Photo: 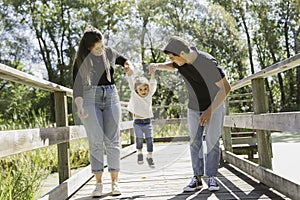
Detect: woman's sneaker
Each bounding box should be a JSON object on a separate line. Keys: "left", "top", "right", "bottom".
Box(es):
{"left": 111, "top": 182, "right": 121, "bottom": 196}
{"left": 92, "top": 183, "right": 103, "bottom": 197}
{"left": 183, "top": 176, "right": 203, "bottom": 192}
{"left": 208, "top": 176, "right": 220, "bottom": 191}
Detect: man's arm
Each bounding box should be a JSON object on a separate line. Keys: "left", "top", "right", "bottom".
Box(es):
{"left": 211, "top": 77, "right": 231, "bottom": 112}
{"left": 149, "top": 62, "right": 178, "bottom": 73}
{"left": 200, "top": 77, "right": 231, "bottom": 126}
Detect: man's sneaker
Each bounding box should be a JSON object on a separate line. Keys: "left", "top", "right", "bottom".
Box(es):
{"left": 146, "top": 157, "right": 155, "bottom": 168}
{"left": 183, "top": 176, "right": 203, "bottom": 192}
{"left": 111, "top": 182, "right": 121, "bottom": 196}
{"left": 137, "top": 154, "right": 143, "bottom": 164}
{"left": 208, "top": 176, "right": 220, "bottom": 191}
{"left": 92, "top": 183, "right": 103, "bottom": 197}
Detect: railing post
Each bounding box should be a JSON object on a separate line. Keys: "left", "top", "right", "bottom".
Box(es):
{"left": 54, "top": 91, "right": 70, "bottom": 183}
{"left": 130, "top": 128, "right": 135, "bottom": 145}
{"left": 222, "top": 99, "right": 233, "bottom": 152}
{"left": 252, "top": 78, "right": 272, "bottom": 169}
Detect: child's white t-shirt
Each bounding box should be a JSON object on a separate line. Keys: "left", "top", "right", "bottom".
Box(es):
{"left": 127, "top": 75, "right": 157, "bottom": 119}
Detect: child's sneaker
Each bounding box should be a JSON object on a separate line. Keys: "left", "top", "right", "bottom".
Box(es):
{"left": 146, "top": 157, "right": 155, "bottom": 168}
{"left": 208, "top": 176, "right": 220, "bottom": 191}
{"left": 92, "top": 183, "right": 103, "bottom": 197}
{"left": 183, "top": 176, "right": 203, "bottom": 192}
{"left": 137, "top": 153, "right": 143, "bottom": 164}
{"left": 111, "top": 182, "right": 121, "bottom": 196}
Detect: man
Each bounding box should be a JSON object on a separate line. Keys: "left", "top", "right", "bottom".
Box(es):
{"left": 149, "top": 36, "right": 231, "bottom": 192}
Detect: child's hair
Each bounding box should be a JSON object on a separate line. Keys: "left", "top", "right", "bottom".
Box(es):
{"left": 134, "top": 76, "right": 149, "bottom": 90}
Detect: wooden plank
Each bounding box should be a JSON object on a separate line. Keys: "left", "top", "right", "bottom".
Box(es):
{"left": 39, "top": 165, "right": 93, "bottom": 200}
{"left": 0, "top": 120, "right": 134, "bottom": 158}
{"left": 252, "top": 78, "right": 272, "bottom": 169}
{"left": 231, "top": 53, "right": 300, "bottom": 90}
{"left": 228, "top": 99, "right": 253, "bottom": 103}
{"left": 120, "top": 121, "right": 133, "bottom": 130}
{"left": 231, "top": 132, "right": 256, "bottom": 137}
{"left": 54, "top": 91, "right": 70, "bottom": 183}
{"left": 222, "top": 100, "right": 233, "bottom": 152}
{"left": 39, "top": 144, "right": 136, "bottom": 200}
{"left": 224, "top": 112, "right": 300, "bottom": 132}
{"left": 231, "top": 137, "right": 256, "bottom": 145}
{"left": 153, "top": 136, "right": 189, "bottom": 142}
{"left": 0, "top": 118, "right": 187, "bottom": 158}
{"left": 224, "top": 114, "right": 254, "bottom": 129}
{"left": 222, "top": 150, "right": 299, "bottom": 200}
{"left": 253, "top": 112, "right": 300, "bottom": 132}
{"left": 0, "top": 127, "right": 65, "bottom": 158}
{"left": 69, "top": 143, "right": 289, "bottom": 200}
{"left": 152, "top": 118, "right": 187, "bottom": 125}
{"left": 228, "top": 93, "right": 252, "bottom": 98}
{"left": 0, "top": 126, "right": 87, "bottom": 158}
{"left": 0, "top": 63, "right": 73, "bottom": 96}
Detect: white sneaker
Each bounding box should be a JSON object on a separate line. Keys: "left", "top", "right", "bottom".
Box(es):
{"left": 92, "top": 183, "right": 103, "bottom": 197}
{"left": 208, "top": 176, "right": 220, "bottom": 191}
{"left": 111, "top": 182, "right": 121, "bottom": 196}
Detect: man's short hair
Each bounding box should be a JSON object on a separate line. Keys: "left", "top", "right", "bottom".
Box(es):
{"left": 163, "top": 36, "right": 190, "bottom": 56}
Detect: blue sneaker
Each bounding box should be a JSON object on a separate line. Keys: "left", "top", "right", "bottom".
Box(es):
{"left": 183, "top": 176, "right": 203, "bottom": 192}
{"left": 208, "top": 176, "right": 220, "bottom": 191}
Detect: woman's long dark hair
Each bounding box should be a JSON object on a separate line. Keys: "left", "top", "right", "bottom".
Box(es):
{"left": 73, "top": 27, "right": 103, "bottom": 71}
{"left": 73, "top": 27, "right": 104, "bottom": 85}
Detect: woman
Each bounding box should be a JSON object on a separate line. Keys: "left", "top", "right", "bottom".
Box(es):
{"left": 72, "top": 27, "right": 132, "bottom": 197}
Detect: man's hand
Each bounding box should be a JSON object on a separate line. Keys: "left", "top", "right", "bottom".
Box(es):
{"left": 199, "top": 107, "right": 212, "bottom": 126}
{"left": 149, "top": 63, "right": 157, "bottom": 74}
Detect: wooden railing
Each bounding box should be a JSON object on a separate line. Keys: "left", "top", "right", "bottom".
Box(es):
{"left": 221, "top": 53, "right": 300, "bottom": 199}
{"left": 0, "top": 64, "right": 187, "bottom": 199}
{"left": 1, "top": 53, "right": 300, "bottom": 199}
{"left": 0, "top": 64, "right": 73, "bottom": 184}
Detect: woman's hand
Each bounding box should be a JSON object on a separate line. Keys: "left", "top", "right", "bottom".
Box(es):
{"left": 77, "top": 106, "right": 88, "bottom": 119}
{"left": 124, "top": 60, "right": 134, "bottom": 76}
{"left": 75, "top": 97, "right": 88, "bottom": 119}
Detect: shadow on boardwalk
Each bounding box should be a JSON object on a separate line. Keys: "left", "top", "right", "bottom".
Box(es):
{"left": 168, "top": 161, "right": 288, "bottom": 200}
{"left": 70, "top": 142, "right": 290, "bottom": 200}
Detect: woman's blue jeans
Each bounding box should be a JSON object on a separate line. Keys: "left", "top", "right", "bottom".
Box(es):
{"left": 133, "top": 118, "right": 153, "bottom": 152}
{"left": 82, "top": 85, "right": 121, "bottom": 173}
{"left": 188, "top": 104, "right": 225, "bottom": 177}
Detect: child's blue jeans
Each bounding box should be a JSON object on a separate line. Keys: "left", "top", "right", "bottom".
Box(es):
{"left": 133, "top": 118, "right": 153, "bottom": 152}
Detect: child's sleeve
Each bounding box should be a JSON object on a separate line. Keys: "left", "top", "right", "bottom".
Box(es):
{"left": 149, "top": 78, "right": 157, "bottom": 96}
{"left": 126, "top": 74, "right": 135, "bottom": 92}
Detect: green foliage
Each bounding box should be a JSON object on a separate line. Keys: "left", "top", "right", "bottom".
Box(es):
{"left": 69, "top": 139, "right": 90, "bottom": 169}
{"left": 0, "top": 138, "right": 90, "bottom": 199}
{"left": 0, "top": 150, "right": 50, "bottom": 200}
{"left": 0, "top": 82, "right": 51, "bottom": 130}
{"left": 1, "top": 0, "right": 299, "bottom": 122}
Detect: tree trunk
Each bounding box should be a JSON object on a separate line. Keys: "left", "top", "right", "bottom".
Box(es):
{"left": 277, "top": 73, "right": 286, "bottom": 109}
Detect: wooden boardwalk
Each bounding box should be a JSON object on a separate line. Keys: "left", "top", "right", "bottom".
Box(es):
{"left": 69, "top": 142, "right": 290, "bottom": 200}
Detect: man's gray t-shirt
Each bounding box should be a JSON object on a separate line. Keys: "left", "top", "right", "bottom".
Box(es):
{"left": 173, "top": 47, "right": 225, "bottom": 111}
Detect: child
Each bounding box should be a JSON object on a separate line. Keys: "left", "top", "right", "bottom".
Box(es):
{"left": 126, "top": 67, "right": 157, "bottom": 168}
